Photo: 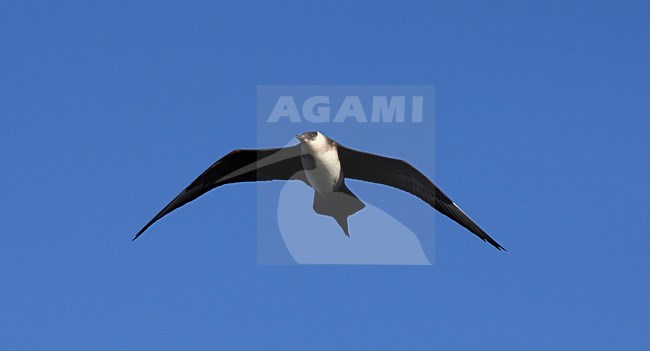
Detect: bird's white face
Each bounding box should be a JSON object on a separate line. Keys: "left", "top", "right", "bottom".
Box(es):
{"left": 297, "top": 131, "right": 329, "bottom": 153}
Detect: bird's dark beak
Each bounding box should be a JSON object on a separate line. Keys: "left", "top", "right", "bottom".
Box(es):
{"left": 296, "top": 134, "right": 305, "bottom": 142}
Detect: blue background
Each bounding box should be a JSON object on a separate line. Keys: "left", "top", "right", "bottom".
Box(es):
{"left": 2, "top": 1, "right": 649, "bottom": 349}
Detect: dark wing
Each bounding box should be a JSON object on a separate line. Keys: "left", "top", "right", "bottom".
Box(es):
{"left": 337, "top": 144, "right": 504, "bottom": 250}
{"left": 133, "top": 145, "right": 306, "bottom": 240}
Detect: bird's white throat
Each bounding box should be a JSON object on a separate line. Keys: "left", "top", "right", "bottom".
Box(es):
{"left": 301, "top": 132, "right": 341, "bottom": 193}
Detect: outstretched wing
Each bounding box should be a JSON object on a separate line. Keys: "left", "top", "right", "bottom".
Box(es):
{"left": 336, "top": 144, "right": 504, "bottom": 250}
{"left": 134, "top": 145, "right": 306, "bottom": 240}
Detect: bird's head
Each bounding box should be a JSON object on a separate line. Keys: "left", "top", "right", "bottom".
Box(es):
{"left": 296, "top": 131, "right": 329, "bottom": 152}
{"left": 296, "top": 131, "right": 318, "bottom": 143}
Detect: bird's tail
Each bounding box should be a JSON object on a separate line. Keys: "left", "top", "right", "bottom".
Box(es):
{"left": 312, "top": 183, "right": 365, "bottom": 236}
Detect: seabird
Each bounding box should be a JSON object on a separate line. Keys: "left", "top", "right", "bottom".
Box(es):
{"left": 134, "top": 131, "right": 505, "bottom": 250}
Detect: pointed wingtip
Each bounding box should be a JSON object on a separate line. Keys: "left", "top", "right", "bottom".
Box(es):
{"left": 488, "top": 239, "right": 506, "bottom": 252}
{"left": 478, "top": 234, "right": 506, "bottom": 251}
{"left": 132, "top": 226, "right": 150, "bottom": 241}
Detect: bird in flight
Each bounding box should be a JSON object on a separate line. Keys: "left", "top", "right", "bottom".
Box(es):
{"left": 134, "top": 131, "right": 505, "bottom": 250}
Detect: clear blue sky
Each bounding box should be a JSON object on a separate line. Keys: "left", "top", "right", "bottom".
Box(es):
{"left": 2, "top": 1, "right": 649, "bottom": 349}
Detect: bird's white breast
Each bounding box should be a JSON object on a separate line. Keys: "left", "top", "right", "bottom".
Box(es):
{"left": 302, "top": 136, "right": 341, "bottom": 194}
